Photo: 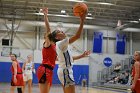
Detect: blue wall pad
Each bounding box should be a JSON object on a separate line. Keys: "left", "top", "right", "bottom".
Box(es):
{"left": 116, "top": 33, "right": 126, "bottom": 54}
{"left": 0, "top": 62, "right": 89, "bottom": 85}
{"left": 93, "top": 32, "right": 103, "bottom": 53}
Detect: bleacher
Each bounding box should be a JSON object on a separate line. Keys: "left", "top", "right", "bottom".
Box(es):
{"left": 96, "top": 57, "right": 133, "bottom": 90}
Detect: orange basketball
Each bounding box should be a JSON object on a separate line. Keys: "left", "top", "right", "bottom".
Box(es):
{"left": 73, "top": 2, "right": 88, "bottom": 17}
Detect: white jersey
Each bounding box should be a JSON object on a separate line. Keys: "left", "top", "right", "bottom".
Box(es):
{"left": 24, "top": 62, "right": 33, "bottom": 74}
{"left": 56, "top": 37, "right": 74, "bottom": 68}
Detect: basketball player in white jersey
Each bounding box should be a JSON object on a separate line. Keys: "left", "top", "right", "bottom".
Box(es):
{"left": 54, "top": 10, "right": 88, "bottom": 93}
{"left": 22, "top": 55, "right": 35, "bottom": 93}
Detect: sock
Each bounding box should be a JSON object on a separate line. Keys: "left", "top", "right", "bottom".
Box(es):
{"left": 17, "top": 88, "right": 22, "bottom": 93}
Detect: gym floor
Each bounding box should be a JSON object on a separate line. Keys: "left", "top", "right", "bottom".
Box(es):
{"left": 0, "top": 83, "right": 132, "bottom": 93}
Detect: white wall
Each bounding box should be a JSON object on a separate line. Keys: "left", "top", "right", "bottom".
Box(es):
{"left": 0, "top": 46, "right": 89, "bottom": 65}
{"left": 0, "top": 23, "right": 140, "bottom": 85}
{"left": 0, "top": 32, "right": 36, "bottom": 49}
{"left": 0, "top": 48, "right": 33, "bottom": 62}
{"left": 132, "top": 33, "right": 140, "bottom": 53}
{"left": 0, "top": 28, "right": 87, "bottom": 64}
{"left": 1, "top": 26, "right": 140, "bottom": 64}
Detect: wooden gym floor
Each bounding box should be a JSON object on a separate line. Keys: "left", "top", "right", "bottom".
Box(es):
{"left": 0, "top": 83, "right": 132, "bottom": 93}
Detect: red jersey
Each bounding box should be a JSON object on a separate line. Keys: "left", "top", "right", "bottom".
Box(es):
{"left": 11, "top": 61, "right": 22, "bottom": 74}
{"left": 132, "top": 65, "right": 140, "bottom": 79}
{"left": 42, "top": 44, "right": 56, "bottom": 68}
{"left": 11, "top": 60, "right": 24, "bottom": 86}
{"left": 131, "top": 64, "right": 140, "bottom": 93}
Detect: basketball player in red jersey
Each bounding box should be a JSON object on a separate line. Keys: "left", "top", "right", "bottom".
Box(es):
{"left": 10, "top": 54, "right": 24, "bottom": 93}
{"left": 36, "top": 8, "right": 57, "bottom": 93}
{"left": 131, "top": 51, "right": 140, "bottom": 93}
{"left": 37, "top": 7, "right": 87, "bottom": 93}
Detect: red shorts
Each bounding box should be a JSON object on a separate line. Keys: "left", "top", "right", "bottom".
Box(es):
{"left": 134, "top": 79, "right": 140, "bottom": 93}
{"left": 37, "top": 64, "right": 53, "bottom": 86}
{"left": 11, "top": 74, "right": 24, "bottom": 86}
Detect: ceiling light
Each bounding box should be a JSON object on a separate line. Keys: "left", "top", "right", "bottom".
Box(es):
{"left": 129, "top": 21, "right": 139, "bottom": 23}
{"left": 86, "top": 17, "right": 94, "bottom": 19}
{"left": 88, "top": 13, "right": 92, "bottom": 16}
{"left": 98, "top": 2, "right": 114, "bottom": 5}
{"left": 61, "top": 10, "right": 66, "bottom": 14}
{"left": 33, "top": 13, "right": 70, "bottom": 17}
{"left": 57, "top": 0, "right": 114, "bottom": 5}
{"left": 52, "top": 14, "right": 69, "bottom": 17}
{"left": 33, "top": 13, "right": 94, "bottom": 19}
{"left": 65, "top": 0, "right": 85, "bottom": 2}
{"left": 34, "top": 13, "right": 44, "bottom": 15}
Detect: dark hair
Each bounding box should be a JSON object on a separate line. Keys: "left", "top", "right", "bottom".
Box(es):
{"left": 48, "top": 30, "right": 59, "bottom": 42}
{"left": 11, "top": 54, "right": 17, "bottom": 58}
{"left": 131, "top": 59, "right": 135, "bottom": 65}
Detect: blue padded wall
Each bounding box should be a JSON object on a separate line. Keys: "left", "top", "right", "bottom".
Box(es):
{"left": 93, "top": 32, "right": 103, "bottom": 53}
{"left": 0, "top": 62, "right": 12, "bottom": 82}
{"left": 116, "top": 33, "right": 126, "bottom": 54}
{"left": 0, "top": 62, "right": 89, "bottom": 85}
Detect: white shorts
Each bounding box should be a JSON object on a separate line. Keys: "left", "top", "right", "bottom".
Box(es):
{"left": 57, "top": 67, "right": 75, "bottom": 87}
{"left": 23, "top": 74, "right": 33, "bottom": 81}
